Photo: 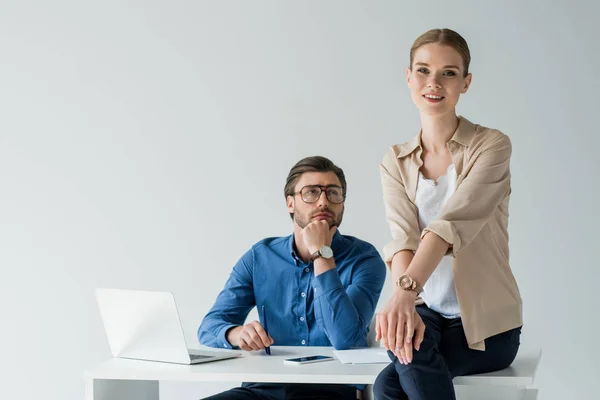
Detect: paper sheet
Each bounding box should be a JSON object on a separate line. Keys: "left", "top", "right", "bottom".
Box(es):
{"left": 333, "top": 348, "right": 391, "bottom": 364}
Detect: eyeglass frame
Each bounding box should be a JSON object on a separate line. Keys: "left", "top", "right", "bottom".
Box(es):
{"left": 293, "top": 185, "right": 346, "bottom": 204}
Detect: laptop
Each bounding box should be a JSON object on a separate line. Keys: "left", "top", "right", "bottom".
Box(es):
{"left": 95, "top": 288, "right": 241, "bottom": 365}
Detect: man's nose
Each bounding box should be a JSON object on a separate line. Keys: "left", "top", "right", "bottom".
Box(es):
{"left": 316, "top": 190, "right": 330, "bottom": 207}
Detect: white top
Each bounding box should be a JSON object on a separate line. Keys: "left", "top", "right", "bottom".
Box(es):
{"left": 416, "top": 163, "right": 461, "bottom": 318}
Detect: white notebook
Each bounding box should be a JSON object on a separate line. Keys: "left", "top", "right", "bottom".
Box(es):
{"left": 333, "top": 348, "right": 391, "bottom": 364}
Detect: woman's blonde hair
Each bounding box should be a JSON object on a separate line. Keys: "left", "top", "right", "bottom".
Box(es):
{"left": 410, "top": 29, "right": 471, "bottom": 77}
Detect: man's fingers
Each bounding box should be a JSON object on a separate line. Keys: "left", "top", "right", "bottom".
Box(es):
{"left": 251, "top": 321, "right": 271, "bottom": 347}
{"left": 329, "top": 225, "right": 338, "bottom": 239}
{"left": 248, "top": 330, "right": 265, "bottom": 350}
{"left": 241, "top": 333, "right": 257, "bottom": 350}
{"left": 243, "top": 329, "right": 262, "bottom": 350}
{"left": 238, "top": 337, "right": 253, "bottom": 351}
{"left": 258, "top": 331, "right": 271, "bottom": 348}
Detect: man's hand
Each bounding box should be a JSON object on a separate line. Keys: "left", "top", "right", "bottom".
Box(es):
{"left": 226, "top": 321, "right": 274, "bottom": 351}
{"left": 302, "top": 220, "right": 337, "bottom": 254}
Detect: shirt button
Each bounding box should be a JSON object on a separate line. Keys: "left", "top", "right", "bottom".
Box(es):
{"left": 313, "top": 288, "right": 317, "bottom": 292}
{"left": 304, "top": 267, "right": 310, "bottom": 273}
{"left": 301, "top": 340, "right": 306, "bottom": 345}
{"left": 301, "top": 292, "right": 306, "bottom": 297}
{"left": 300, "top": 316, "right": 305, "bottom": 321}
{"left": 223, "top": 344, "right": 227, "bottom": 348}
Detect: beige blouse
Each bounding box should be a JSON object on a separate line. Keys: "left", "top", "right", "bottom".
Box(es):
{"left": 380, "top": 116, "right": 523, "bottom": 350}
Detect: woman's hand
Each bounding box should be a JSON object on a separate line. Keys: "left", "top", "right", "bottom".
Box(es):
{"left": 376, "top": 289, "right": 425, "bottom": 364}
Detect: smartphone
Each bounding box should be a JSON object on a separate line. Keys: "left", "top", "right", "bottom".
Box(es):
{"left": 283, "top": 355, "right": 335, "bottom": 365}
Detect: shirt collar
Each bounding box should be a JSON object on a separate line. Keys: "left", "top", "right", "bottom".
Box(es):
{"left": 288, "top": 234, "right": 301, "bottom": 265}
{"left": 451, "top": 116, "right": 477, "bottom": 147}
{"left": 396, "top": 116, "right": 477, "bottom": 159}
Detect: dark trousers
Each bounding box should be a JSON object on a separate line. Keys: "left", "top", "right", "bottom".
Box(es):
{"left": 201, "top": 382, "right": 357, "bottom": 400}
{"left": 373, "top": 305, "right": 521, "bottom": 400}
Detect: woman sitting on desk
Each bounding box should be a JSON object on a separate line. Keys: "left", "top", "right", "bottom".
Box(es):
{"left": 375, "top": 28, "right": 523, "bottom": 400}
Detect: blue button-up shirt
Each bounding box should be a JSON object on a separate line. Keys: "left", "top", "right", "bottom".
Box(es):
{"left": 198, "top": 231, "right": 386, "bottom": 351}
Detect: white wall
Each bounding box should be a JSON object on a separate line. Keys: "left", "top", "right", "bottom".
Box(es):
{"left": 0, "top": 1, "right": 598, "bottom": 399}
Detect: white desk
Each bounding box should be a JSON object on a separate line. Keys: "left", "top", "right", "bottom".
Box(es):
{"left": 84, "top": 346, "right": 541, "bottom": 400}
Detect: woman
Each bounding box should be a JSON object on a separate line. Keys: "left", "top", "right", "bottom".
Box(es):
{"left": 374, "top": 28, "right": 523, "bottom": 399}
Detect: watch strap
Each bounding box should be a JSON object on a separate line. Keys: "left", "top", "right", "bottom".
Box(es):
{"left": 310, "top": 249, "right": 322, "bottom": 261}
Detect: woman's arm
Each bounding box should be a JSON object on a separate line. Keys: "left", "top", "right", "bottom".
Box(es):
{"left": 390, "top": 250, "right": 414, "bottom": 286}
{"left": 379, "top": 149, "right": 421, "bottom": 265}
{"left": 404, "top": 232, "right": 449, "bottom": 290}
{"left": 378, "top": 149, "right": 424, "bottom": 363}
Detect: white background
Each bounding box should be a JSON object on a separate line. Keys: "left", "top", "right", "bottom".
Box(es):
{"left": 0, "top": 1, "right": 598, "bottom": 399}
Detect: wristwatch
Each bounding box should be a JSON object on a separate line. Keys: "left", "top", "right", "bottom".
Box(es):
{"left": 396, "top": 274, "right": 423, "bottom": 294}
{"left": 310, "top": 245, "right": 334, "bottom": 261}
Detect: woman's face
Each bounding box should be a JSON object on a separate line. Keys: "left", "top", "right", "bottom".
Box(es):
{"left": 406, "top": 43, "right": 472, "bottom": 117}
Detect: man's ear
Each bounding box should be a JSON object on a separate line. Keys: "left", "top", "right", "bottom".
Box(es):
{"left": 286, "top": 195, "right": 294, "bottom": 214}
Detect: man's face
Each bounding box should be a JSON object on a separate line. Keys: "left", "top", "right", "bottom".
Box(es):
{"left": 286, "top": 171, "right": 345, "bottom": 229}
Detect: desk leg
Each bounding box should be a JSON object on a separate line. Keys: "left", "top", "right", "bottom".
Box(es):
{"left": 362, "top": 385, "right": 373, "bottom": 400}
{"left": 85, "top": 378, "right": 159, "bottom": 400}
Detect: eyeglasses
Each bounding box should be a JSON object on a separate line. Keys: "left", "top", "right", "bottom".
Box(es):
{"left": 294, "top": 185, "right": 345, "bottom": 204}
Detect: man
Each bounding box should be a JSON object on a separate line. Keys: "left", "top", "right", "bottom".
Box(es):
{"left": 198, "top": 156, "right": 386, "bottom": 400}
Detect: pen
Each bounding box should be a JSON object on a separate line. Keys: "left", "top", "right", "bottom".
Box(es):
{"left": 261, "top": 304, "right": 271, "bottom": 355}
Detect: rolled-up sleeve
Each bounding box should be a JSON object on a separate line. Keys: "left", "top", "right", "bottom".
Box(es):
{"left": 380, "top": 149, "right": 420, "bottom": 266}
{"left": 422, "top": 134, "right": 512, "bottom": 257}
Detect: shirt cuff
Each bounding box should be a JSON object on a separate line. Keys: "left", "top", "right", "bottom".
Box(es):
{"left": 383, "top": 238, "right": 418, "bottom": 267}
{"left": 313, "top": 269, "right": 343, "bottom": 298}
{"left": 421, "top": 220, "right": 461, "bottom": 257}
{"left": 217, "top": 324, "right": 239, "bottom": 349}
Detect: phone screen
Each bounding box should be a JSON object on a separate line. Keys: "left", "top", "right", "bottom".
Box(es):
{"left": 286, "top": 355, "right": 333, "bottom": 362}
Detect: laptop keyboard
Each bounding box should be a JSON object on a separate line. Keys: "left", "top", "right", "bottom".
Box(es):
{"left": 189, "top": 354, "right": 212, "bottom": 360}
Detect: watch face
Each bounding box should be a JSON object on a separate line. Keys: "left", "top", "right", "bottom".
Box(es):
{"left": 320, "top": 245, "right": 334, "bottom": 259}
{"left": 399, "top": 275, "right": 412, "bottom": 290}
